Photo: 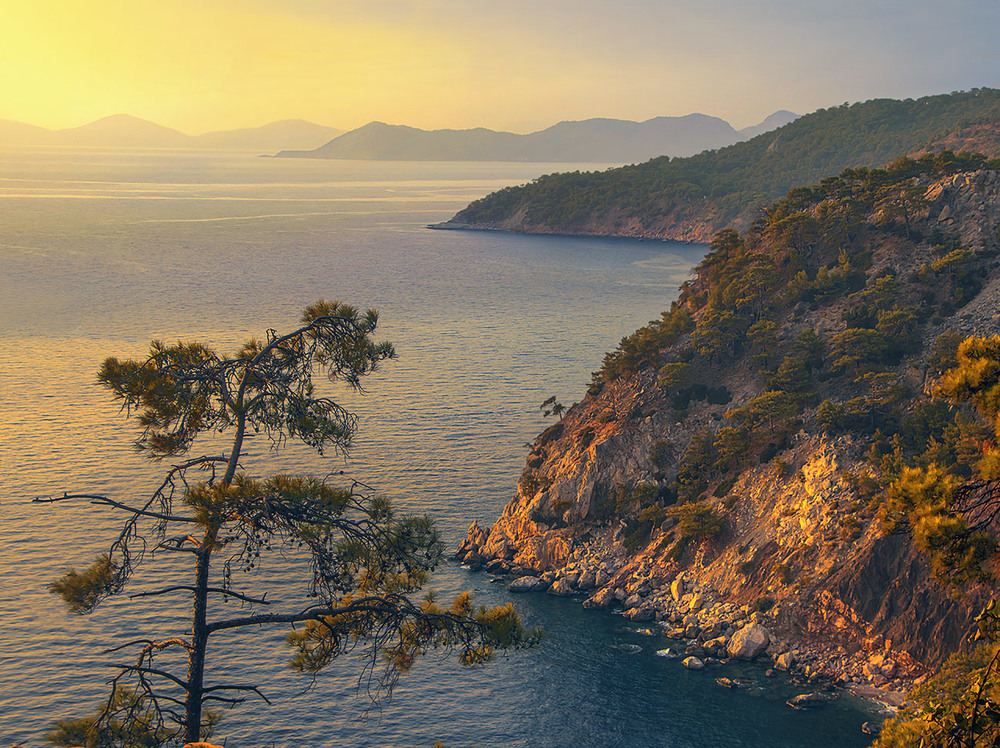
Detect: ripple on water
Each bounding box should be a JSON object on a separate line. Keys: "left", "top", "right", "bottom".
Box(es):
{"left": 0, "top": 152, "right": 878, "bottom": 747}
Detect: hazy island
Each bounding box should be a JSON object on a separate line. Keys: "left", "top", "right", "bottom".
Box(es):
{"left": 273, "top": 111, "right": 799, "bottom": 163}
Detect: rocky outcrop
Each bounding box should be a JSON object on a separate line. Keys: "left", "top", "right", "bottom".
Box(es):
{"left": 458, "top": 168, "right": 1000, "bottom": 696}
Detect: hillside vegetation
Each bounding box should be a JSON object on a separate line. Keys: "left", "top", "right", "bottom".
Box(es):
{"left": 448, "top": 89, "right": 1000, "bottom": 242}
{"left": 459, "top": 152, "right": 1000, "bottom": 736}
{"left": 592, "top": 150, "right": 1000, "bottom": 586}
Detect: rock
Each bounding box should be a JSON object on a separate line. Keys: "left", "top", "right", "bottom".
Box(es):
{"left": 547, "top": 578, "right": 575, "bottom": 596}
{"left": 507, "top": 575, "right": 548, "bottom": 593}
{"left": 715, "top": 677, "right": 747, "bottom": 689}
{"left": 684, "top": 623, "right": 702, "bottom": 639}
{"left": 624, "top": 593, "right": 643, "bottom": 609}
{"left": 861, "top": 721, "right": 881, "bottom": 737}
{"left": 775, "top": 651, "right": 795, "bottom": 671}
{"left": 671, "top": 577, "right": 684, "bottom": 602}
{"left": 682, "top": 656, "right": 705, "bottom": 670}
{"left": 689, "top": 593, "right": 706, "bottom": 611}
{"left": 484, "top": 558, "right": 510, "bottom": 574}
{"left": 701, "top": 621, "right": 724, "bottom": 640}
{"left": 727, "top": 624, "right": 771, "bottom": 660}
{"left": 625, "top": 606, "right": 656, "bottom": 622}
{"left": 595, "top": 569, "right": 610, "bottom": 587}
{"left": 684, "top": 642, "right": 705, "bottom": 657}
{"left": 582, "top": 587, "right": 616, "bottom": 609}
{"left": 577, "top": 571, "right": 596, "bottom": 590}
{"left": 787, "top": 692, "right": 827, "bottom": 709}
{"left": 656, "top": 648, "right": 678, "bottom": 658}
{"left": 454, "top": 520, "right": 490, "bottom": 559}
{"left": 703, "top": 636, "right": 728, "bottom": 656}
{"left": 882, "top": 691, "right": 907, "bottom": 708}
{"left": 463, "top": 551, "right": 485, "bottom": 570}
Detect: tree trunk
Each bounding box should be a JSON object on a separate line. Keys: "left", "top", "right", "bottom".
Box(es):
{"left": 184, "top": 533, "right": 215, "bottom": 743}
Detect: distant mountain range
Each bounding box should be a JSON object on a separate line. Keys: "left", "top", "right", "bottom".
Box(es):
{"left": 274, "top": 111, "right": 800, "bottom": 163}
{"left": 0, "top": 114, "right": 343, "bottom": 151}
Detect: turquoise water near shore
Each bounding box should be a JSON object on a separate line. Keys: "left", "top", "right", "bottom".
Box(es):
{"left": 0, "top": 149, "right": 881, "bottom": 746}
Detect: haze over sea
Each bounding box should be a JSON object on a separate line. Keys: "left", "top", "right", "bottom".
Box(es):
{"left": 0, "top": 149, "right": 877, "bottom": 747}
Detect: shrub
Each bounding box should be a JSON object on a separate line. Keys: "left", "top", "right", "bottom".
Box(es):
{"left": 667, "top": 501, "right": 726, "bottom": 542}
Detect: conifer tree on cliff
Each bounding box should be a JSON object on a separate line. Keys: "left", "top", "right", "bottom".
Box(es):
{"left": 43, "top": 301, "right": 537, "bottom": 747}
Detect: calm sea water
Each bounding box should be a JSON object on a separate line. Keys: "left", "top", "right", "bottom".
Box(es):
{"left": 0, "top": 148, "right": 880, "bottom": 747}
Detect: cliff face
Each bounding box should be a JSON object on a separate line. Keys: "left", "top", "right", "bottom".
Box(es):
{"left": 459, "top": 167, "right": 1000, "bottom": 692}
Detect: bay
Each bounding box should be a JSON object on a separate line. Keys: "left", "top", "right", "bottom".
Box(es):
{"left": 0, "top": 148, "right": 880, "bottom": 746}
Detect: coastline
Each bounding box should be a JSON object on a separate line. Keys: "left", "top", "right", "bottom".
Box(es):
{"left": 458, "top": 533, "right": 911, "bottom": 722}
{"left": 426, "top": 219, "right": 701, "bottom": 245}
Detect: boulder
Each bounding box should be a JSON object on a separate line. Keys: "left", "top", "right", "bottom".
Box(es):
{"left": 684, "top": 642, "right": 705, "bottom": 657}
{"left": 775, "top": 651, "right": 795, "bottom": 671}
{"left": 703, "top": 636, "right": 728, "bottom": 656}
{"left": 547, "top": 578, "right": 575, "bottom": 596}
{"left": 463, "top": 551, "right": 485, "bottom": 570}
{"left": 484, "top": 558, "right": 510, "bottom": 574}
{"left": 577, "top": 571, "right": 597, "bottom": 591}
{"left": 671, "top": 577, "right": 684, "bottom": 602}
{"left": 582, "top": 587, "right": 617, "bottom": 609}
{"left": 787, "top": 692, "right": 827, "bottom": 709}
{"left": 625, "top": 606, "right": 656, "bottom": 622}
{"left": 726, "top": 623, "right": 770, "bottom": 660}
{"left": 682, "top": 656, "right": 705, "bottom": 670}
{"left": 507, "top": 575, "right": 548, "bottom": 593}
{"left": 454, "top": 521, "right": 491, "bottom": 559}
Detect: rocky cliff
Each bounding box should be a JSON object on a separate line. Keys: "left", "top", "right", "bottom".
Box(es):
{"left": 458, "top": 163, "right": 1000, "bottom": 697}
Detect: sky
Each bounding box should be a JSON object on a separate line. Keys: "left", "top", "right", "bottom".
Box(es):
{"left": 4, "top": 0, "right": 1000, "bottom": 134}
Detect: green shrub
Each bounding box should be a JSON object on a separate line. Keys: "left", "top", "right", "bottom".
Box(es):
{"left": 667, "top": 501, "right": 726, "bottom": 542}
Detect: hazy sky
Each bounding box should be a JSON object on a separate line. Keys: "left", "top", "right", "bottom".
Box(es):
{"left": 4, "top": 0, "right": 1000, "bottom": 133}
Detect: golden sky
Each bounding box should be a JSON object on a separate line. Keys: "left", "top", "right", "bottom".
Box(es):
{"left": 4, "top": 0, "right": 1000, "bottom": 134}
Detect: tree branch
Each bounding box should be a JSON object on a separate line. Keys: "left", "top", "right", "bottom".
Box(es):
{"left": 201, "top": 683, "right": 273, "bottom": 705}
{"left": 33, "top": 493, "right": 199, "bottom": 524}
{"left": 206, "top": 598, "right": 393, "bottom": 634}
{"left": 131, "top": 585, "right": 270, "bottom": 606}
{"left": 107, "top": 663, "right": 189, "bottom": 691}
{"left": 104, "top": 637, "right": 192, "bottom": 655}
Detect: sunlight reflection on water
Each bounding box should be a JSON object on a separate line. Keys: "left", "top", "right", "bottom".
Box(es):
{"left": 0, "top": 150, "right": 878, "bottom": 747}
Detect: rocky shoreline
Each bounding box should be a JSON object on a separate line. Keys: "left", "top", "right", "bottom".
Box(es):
{"left": 456, "top": 523, "right": 919, "bottom": 715}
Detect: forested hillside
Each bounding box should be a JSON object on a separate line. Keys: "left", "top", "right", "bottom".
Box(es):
{"left": 459, "top": 151, "right": 1000, "bottom": 745}
{"left": 445, "top": 89, "right": 1000, "bottom": 242}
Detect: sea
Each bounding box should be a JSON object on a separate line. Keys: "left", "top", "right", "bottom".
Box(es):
{"left": 0, "top": 148, "right": 882, "bottom": 747}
